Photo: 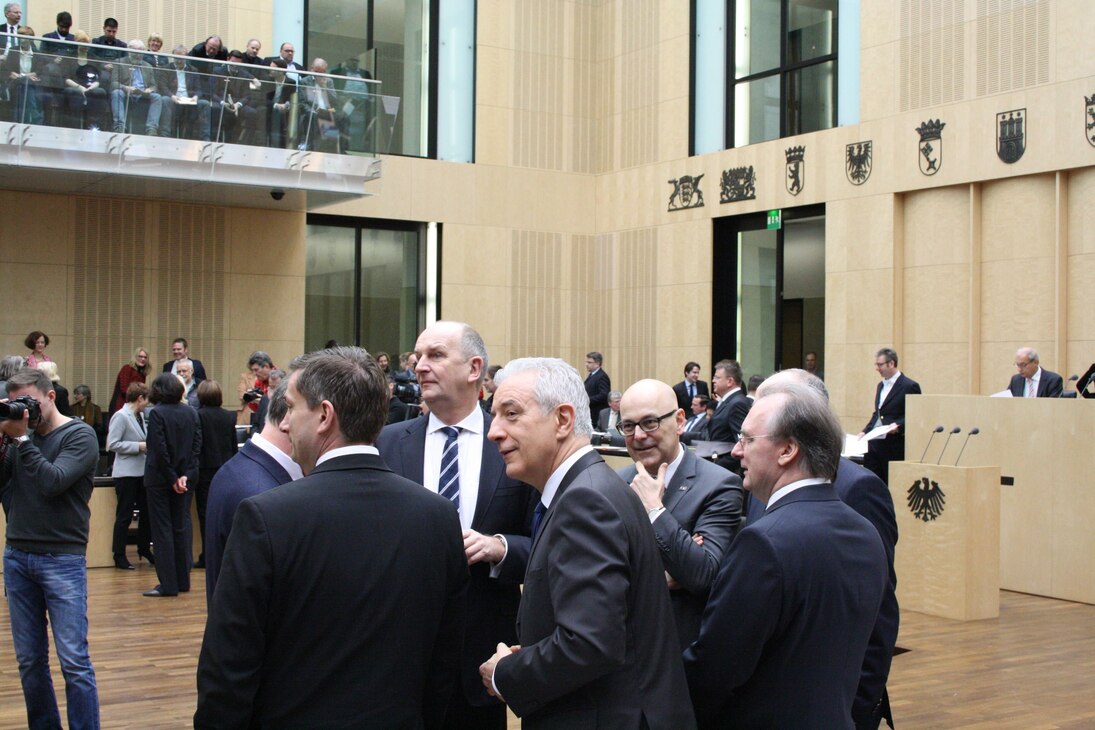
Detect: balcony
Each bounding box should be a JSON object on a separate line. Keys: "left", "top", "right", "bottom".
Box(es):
{"left": 0, "top": 35, "right": 397, "bottom": 209}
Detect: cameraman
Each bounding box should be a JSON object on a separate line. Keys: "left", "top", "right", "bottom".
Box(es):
{"left": 0, "top": 367, "right": 100, "bottom": 729}
{"left": 237, "top": 351, "right": 274, "bottom": 426}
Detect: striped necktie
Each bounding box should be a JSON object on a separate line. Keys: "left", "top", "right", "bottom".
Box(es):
{"left": 439, "top": 426, "right": 461, "bottom": 510}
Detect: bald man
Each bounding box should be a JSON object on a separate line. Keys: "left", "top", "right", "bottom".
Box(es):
{"left": 615, "top": 379, "right": 743, "bottom": 650}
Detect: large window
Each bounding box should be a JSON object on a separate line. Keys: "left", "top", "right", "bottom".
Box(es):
{"left": 693, "top": 0, "right": 839, "bottom": 153}
{"left": 304, "top": 217, "right": 426, "bottom": 355}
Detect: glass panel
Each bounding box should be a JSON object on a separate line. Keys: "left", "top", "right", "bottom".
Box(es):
{"left": 359, "top": 228, "right": 420, "bottom": 356}
{"left": 733, "top": 74, "right": 780, "bottom": 147}
{"left": 736, "top": 229, "right": 778, "bottom": 381}
{"left": 734, "top": 0, "right": 780, "bottom": 79}
{"left": 693, "top": 0, "right": 728, "bottom": 154}
{"left": 786, "top": 60, "right": 835, "bottom": 137}
{"left": 783, "top": 217, "right": 826, "bottom": 370}
{"left": 374, "top": 0, "right": 427, "bottom": 157}
{"left": 305, "top": 225, "right": 357, "bottom": 352}
{"left": 787, "top": 0, "right": 837, "bottom": 64}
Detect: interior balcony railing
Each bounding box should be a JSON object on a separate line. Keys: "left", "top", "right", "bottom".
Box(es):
{"left": 0, "top": 33, "right": 397, "bottom": 206}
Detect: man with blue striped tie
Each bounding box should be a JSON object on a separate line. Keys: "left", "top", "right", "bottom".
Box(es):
{"left": 376, "top": 321, "right": 537, "bottom": 730}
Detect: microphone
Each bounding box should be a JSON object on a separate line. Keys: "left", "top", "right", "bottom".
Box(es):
{"left": 1061, "top": 374, "right": 1080, "bottom": 398}
{"left": 936, "top": 426, "right": 961, "bottom": 465}
{"left": 919, "top": 425, "right": 945, "bottom": 463}
{"left": 955, "top": 427, "right": 980, "bottom": 466}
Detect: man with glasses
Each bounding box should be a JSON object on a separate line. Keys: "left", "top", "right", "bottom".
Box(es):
{"left": 684, "top": 379, "right": 887, "bottom": 729}
{"left": 615, "top": 379, "right": 743, "bottom": 650}
{"left": 1007, "top": 347, "right": 1062, "bottom": 398}
{"left": 857, "top": 347, "right": 921, "bottom": 484}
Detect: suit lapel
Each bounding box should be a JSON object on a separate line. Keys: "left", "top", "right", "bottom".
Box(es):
{"left": 531, "top": 449, "right": 604, "bottom": 556}
{"left": 400, "top": 417, "right": 428, "bottom": 484}
{"left": 470, "top": 413, "right": 502, "bottom": 529}
{"left": 663, "top": 450, "right": 695, "bottom": 512}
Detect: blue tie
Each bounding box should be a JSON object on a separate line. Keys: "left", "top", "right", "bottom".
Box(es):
{"left": 531, "top": 500, "right": 546, "bottom": 540}
{"left": 438, "top": 426, "right": 461, "bottom": 510}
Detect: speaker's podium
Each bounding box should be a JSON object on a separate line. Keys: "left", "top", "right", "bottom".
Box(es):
{"left": 889, "top": 461, "right": 1000, "bottom": 620}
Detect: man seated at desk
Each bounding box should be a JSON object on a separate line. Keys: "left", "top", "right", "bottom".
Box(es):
{"left": 1008, "top": 347, "right": 1063, "bottom": 398}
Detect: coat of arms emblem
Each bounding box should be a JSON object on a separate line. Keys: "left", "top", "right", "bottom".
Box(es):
{"left": 667, "top": 174, "right": 705, "bottom": 212}
{"left": 846, "top": 141, "right": 872, "bottom": 185}
{"left": 916, "top": 119, "right": 944, "bottom": 176}
{"left": 1085, "top": 95, "right": 1095, "bottom": 148}
{"left": 785, "top": 146, "right": 804, "bottom": 195}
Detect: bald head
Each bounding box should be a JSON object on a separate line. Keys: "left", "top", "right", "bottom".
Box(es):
{"left": 620, "top": 379, "right": 685, "bottom": 475}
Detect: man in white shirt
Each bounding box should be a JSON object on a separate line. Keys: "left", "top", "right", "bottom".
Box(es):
{"left": 857, "top": 347, "right": 921, "bottom": 484}
{"left": 1007, "top": 347, "right": 1063, "bottom": 398}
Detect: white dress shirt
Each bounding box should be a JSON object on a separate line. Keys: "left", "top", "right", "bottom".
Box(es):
{"left": 250, "top": 432, "right": 304, "bottom": 481}
{"left": 423, "top": 406, "right": 484, "bottom": 531}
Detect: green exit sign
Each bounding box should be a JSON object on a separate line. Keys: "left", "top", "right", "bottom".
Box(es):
{"left": 767, "top": 209, "right": 782, "bottom": 230}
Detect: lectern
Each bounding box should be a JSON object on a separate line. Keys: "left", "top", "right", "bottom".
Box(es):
{"left": 889, "top": 461, "right": 1000, "bottom": 620}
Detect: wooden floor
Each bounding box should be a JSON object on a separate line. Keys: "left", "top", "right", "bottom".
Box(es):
{"left": 2, "top": 555, "right": 1095, "bottom": 729}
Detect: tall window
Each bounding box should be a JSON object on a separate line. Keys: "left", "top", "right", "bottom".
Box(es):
{"left": 693, "top": 0, "right": 839, "bottom": 152}
{"left": 304, "top": 217, "right": 426, "bottom": 354}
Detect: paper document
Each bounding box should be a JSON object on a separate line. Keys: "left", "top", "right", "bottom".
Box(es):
{"left": 990, "top": 389, "right": 1013, "bottom": 398}
{"left": 843, "top": 435, "right": 869, "bottom": 458}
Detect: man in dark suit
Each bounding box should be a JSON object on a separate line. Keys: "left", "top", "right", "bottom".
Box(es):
{"left": 859, "top": 347, "right": 921, "bottom": 485}
{"left": 673, "top": 361, "right": 710, "bottom": 411}
{"left": 596, "top": 390, "right": 622, "bottom": 432}
{"left": 263, "top": 42, "right": 304, "bottom": 147}
{"left": 707, "top": 359, "right": 751, "bottom": 472}
{"left": 196, "top": 347, "right": 468, "bottom": 728}
{"left": 684, "top": 380, "right": 887, "bottom": 729}
{"left": 38, "top": 11, "right": 75, "bottom": 122}
{"left": 583, "top": 351, "right": 611, "bottom": 423}
{"left": 479, "top": 358, "right": 695, "bottom": 729}
{"left": 162, "top": 337, "right": 207, "bottom": 381}
{"left": 616, "top": 379, "right": 743, "bottom": 650}
{"left": 203, "top": 380, "right": 301, "bottom": 604}
{"left": 1008, "top": 346, "right": 1064, "bottom": 398}
{"left": 376, "top": 321, "right": 535, "bottom": 730}
{"left": 746, "top": 369, "right": 900, "bottom": 730}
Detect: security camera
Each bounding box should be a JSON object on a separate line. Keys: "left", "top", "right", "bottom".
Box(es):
{"left": 270, "top": 189, "right": 285, "bottom": 201}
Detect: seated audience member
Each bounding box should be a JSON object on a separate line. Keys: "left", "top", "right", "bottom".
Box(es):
{"left": 187, "top": 35, "right": 226, "bottom": 67}
{"left": 71, "top": 384, "right": 105, "bottom": 447}
{"left": 263, "top": 42, "right": 302, "bottom": 147}
{"left": 0, "top": 354, "right": 26, "bottom": 399}
{"left": 240, "top": 38, "right": 264, "bottom": 68}
{"left": 299, "top": 58, "right": 348, "bottom": 152}
{"left": 1009, "top": 347, "right": 1064, "bottom": 398}
{"left": 596, "top": 390, "right": 623, "bottom": 432}
{"left": 212, "top": 50, "right": 262, "bottom": 144}
{"left": 3, "top": 28, "right": 44, "bottom": 124}
{"left": 38, "top": 11, "right": 76, "bottom": 123}
{"left": 63, "top": 31, "right": 111, "bottom": 130}
{"left": 158, "top": 44, "right": 211, "bottom": 140}
{"left": 89, "top": 17, "right": 127, "bottom": 90}
{"left": 680, "top": 396, "right": 710, "bottom": 443}
{"left": 144, "top": 33, "right": 171, "bottom": 69}
{"left": 110, "top": 39, "right": 163, "bottom": 135}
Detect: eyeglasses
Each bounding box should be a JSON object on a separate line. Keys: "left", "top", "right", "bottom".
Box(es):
{"left": 617, "top": 409, "right": 677, "bottom": 436}
{"left": 736, "top": 433, "right": 771, "bottom": 448}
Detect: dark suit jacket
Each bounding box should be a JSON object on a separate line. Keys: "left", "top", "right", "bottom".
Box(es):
{"left": 584, "top": 368, "right": 611, "bottom": 421}
{"left": 203, "top": 438, "right": 293, "bottom": 601}
{"left": 142, "top": 402, "right": 201, "bottom": 488}
{"left": 673, "top": 379, "right": 710, "bottom": 411}
{"left": 1008, "top": 369, "right": 1063, "bottom": 398}
{"left": 195, "top": 453, "right": 468, "bottom": 729}
{"left": 162, "top": 358, "right": 208, "bottom": 381}
{"left": 706, "top": 390, "right": 751, "bottom": 472}
{"left": 861, "top": 374, "right": 921, "bottom": 481}
{"left": 618, "top": 449, "right": 743, "bottom": 650}
{"left": 685, "top": 483, "right": 887, "bottom": 729}
{"left": 197, "top": 406, "right": 238, "bottom": 476}
{"left": 745, "top": 460, "right": 900, "bottom": 726}
{"left": 376, "top": 413, "right": 536, "bottom": 707}
{"left": 495, "top": 450, "right": 696, "bottom": 729}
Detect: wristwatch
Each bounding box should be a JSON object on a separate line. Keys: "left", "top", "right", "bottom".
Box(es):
{"left": 13, "top": 435, "right": 31, "bottom": 446}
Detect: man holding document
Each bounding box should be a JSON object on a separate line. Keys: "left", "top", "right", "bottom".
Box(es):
{"left": 856, "top": 348, "right": 920, "bottom": 484}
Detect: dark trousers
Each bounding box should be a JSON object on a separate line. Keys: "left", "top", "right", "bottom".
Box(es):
{"left": 195, "top": 469, "right": 216, "bottom": 562}
{"left": 146, "top": 483, "right": 192, "bottom": 595}
{"left": 112, "top": 476, "right": 151, "bottom": 559}
{"left": 441, "top": 695, "right": 506, "bottom": 730}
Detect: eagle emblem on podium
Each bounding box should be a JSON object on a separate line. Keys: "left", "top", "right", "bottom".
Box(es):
{"left": 907, "top": 477, "right": 946, "bottom": 522}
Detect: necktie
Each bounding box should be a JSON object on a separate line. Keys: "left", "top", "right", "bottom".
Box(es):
{"left": 438, "top": 426, "right": 461, "bottom": 510}
{"left": 1025, "top": 378, "right": 1034, "bottom": 398}
{"left": 688, "top": 383, "right": 695, "bottom": 399}
{"left": 531, "top": 501, "right": 546, "bottom": 540}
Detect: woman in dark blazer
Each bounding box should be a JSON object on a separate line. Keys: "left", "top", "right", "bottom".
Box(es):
{"left": 194, "top": 380, "right": 238, "bottom": 569}
{"left": 143, "top": 373, "right": 202, "bottom": 597}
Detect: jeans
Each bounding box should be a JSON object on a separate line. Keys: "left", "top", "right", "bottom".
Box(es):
{"left": 3, "top": 546, "right": 100, "bottom": 730}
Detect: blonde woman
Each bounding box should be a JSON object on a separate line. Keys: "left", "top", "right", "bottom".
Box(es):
{"left": 36, "top": 360, "right": 72, "bottom": 416}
